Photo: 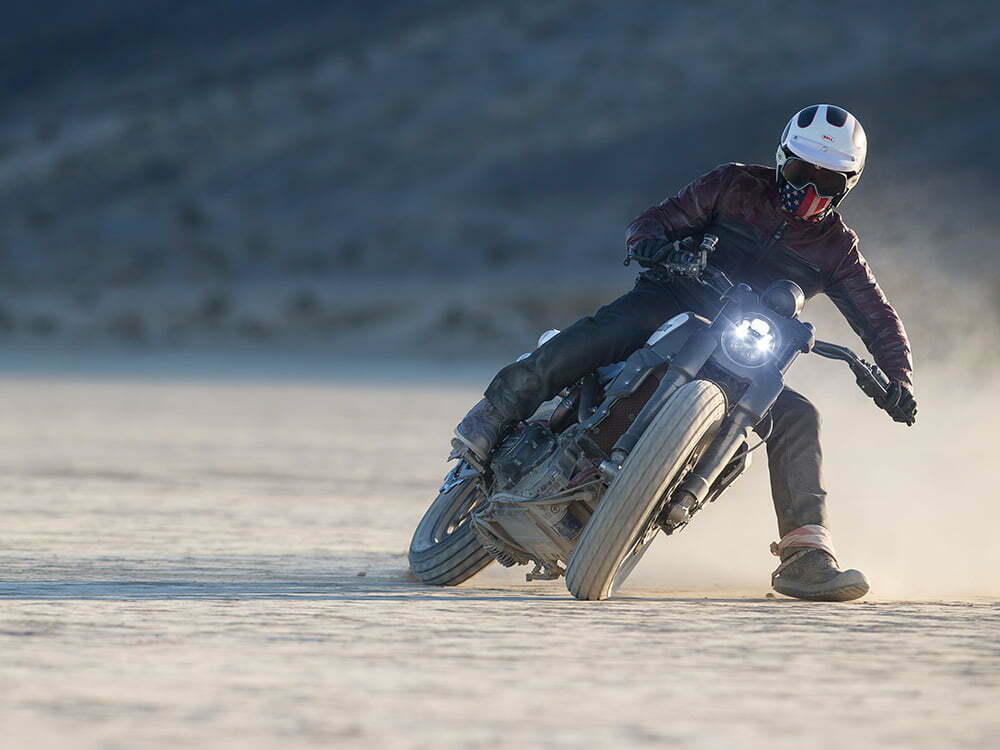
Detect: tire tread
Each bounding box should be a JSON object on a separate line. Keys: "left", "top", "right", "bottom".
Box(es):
{"left": 566, "top": 380, "right": 726, "bottom": 600}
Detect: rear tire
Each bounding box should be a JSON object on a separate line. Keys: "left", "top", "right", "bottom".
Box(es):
{"left": 409, "top": 465, "right": 494, "bottom": 585}
{"left": 565, "top": 380, "right": 726, "bottom": 601}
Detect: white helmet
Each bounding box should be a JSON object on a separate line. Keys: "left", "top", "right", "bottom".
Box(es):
{"left": 775, "top": 105, "right": 867, "bottom": 218}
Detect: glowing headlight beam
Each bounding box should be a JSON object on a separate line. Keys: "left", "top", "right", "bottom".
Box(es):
{"left": 722, "top": 316, "right": 779, "bottom": 367}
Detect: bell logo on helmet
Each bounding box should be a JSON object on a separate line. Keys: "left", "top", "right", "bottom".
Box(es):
{"left": 822, "top": 134, "right": 834, "bottom": 141}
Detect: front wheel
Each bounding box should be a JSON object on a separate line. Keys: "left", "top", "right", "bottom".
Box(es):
{"left": 565, "top": 379, "right": 726, "bottom": 600}
{"left": 408, "top": 461, "right": 495, "bottom": 585}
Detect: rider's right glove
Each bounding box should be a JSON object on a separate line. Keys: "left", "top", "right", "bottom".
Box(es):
{"left": 626, "top": 238, "right": 672, "bottom": 268}
{"left": 875, "top": 380, "right": 917, "bottom": 426}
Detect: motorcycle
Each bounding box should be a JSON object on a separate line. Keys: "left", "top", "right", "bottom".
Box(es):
{"left": 408, "top": 234, "right": 902, "bottom": 600}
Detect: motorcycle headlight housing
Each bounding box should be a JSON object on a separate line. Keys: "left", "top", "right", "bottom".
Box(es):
{"left": 722, "top": 317, "right": 778, "bottom": 367}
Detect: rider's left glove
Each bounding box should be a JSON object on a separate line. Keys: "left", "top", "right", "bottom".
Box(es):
{"left": 627, "top": 238, "right": 672, "bottom": 268}
{"left": 876, "top": 380, "right": 917, "bottom": 426}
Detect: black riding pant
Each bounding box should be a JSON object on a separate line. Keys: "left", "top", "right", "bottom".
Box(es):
{"left": 484, "top": 276, "right": 827, "bottom": 537}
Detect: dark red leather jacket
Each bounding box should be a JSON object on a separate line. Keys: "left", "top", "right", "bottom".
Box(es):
{"left": 625, "top": 163, "right": 913, "bottom": 388}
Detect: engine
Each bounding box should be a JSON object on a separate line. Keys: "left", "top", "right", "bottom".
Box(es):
{"left": 490, "top": 422, "right": 559, "bottom": 493}
{"left": 471, "top": 421, "right": 605, "bottom": 574}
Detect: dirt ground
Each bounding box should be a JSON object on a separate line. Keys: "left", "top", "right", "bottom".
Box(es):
{"left": 1, "top": 360, "right": 998, "bottom": 749}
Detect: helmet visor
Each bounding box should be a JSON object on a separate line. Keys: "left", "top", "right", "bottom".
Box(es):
{"left": 780, "top": 158, "right": 849, "bottom": 198}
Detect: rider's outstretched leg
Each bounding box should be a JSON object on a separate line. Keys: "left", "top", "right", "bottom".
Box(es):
{"left": 764, "top": 389, "right": 869, "bottom": 601}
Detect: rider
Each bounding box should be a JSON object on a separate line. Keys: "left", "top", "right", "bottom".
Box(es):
{"left": 452, "top": 105, "right": 917, "bottom": 601}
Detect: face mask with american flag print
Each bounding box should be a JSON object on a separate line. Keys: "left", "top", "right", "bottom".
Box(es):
{"left": 779, "top": 180, "right": 833, "bottom": 222}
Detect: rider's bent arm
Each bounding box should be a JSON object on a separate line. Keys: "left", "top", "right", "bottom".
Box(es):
{"left": 825, "top": 238, "right": 914, "bottom": 389}
{"left": 625, "top": 163, "right": 735, "bottom": 248}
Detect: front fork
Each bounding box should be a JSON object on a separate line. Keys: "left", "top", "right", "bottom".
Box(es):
{"left": 664, "top": 409, "right": 754, "bottom": 524}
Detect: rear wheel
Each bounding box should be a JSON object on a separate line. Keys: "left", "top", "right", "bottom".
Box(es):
{"left": 565, "top": 380, "right": 726, "bottom": 601}
{"left": 408, "top": 462, "right": 494, "bottom": 585}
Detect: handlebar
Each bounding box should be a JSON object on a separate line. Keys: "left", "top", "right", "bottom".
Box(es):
{"left": 811, "top": 340, "right": 915, "bottom": 424}
{"left": 811, "top": 339, "right": 891, "bottom": 402}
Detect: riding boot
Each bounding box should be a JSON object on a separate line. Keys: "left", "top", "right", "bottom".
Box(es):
{"left": 452, "top": 398, "right": 515, "bottom": 461}
{"left": 770, "top": 525, "right": 870, "bottom": 602}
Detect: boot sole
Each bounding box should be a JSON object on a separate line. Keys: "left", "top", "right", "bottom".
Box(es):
{"left": 772, "top": 570, "right": 870, "bottom": 602}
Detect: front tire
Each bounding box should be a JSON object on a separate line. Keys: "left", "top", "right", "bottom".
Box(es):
{"left": 565, "top": 380, "right": 726, "bottom": 601}
{"left": 408, "top": 464, "right": 494, "bottom": 585}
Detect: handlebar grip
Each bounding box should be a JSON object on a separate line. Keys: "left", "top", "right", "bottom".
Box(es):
{"left": 857, "top": 358, "right": 890, "bottom": 390}
{"left": 849, "top": 359, "right": 889, "bottom": 402}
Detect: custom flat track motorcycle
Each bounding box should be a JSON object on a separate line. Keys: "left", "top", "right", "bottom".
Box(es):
{"left": 409, "top": 234, "right": 899, "bottom": 600}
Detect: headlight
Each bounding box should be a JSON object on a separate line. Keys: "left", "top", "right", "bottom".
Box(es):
{"left": 722, "top": 317, "right": 778, "bottom": 367}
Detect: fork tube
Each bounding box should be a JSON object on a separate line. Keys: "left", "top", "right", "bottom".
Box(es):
{"left": 671, "top": 412, "right": 754, "bottom": 506}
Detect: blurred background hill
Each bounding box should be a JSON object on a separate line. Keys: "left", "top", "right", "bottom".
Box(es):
{"left": 0, "top": 0, "right": 997, "bottom": 359}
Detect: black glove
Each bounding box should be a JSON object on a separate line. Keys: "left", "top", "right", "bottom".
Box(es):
{"left": 876, "top": 380, "right": 917, "bottom": 425}
{"left": 626, "top": 238, "right": 672, "bottom": 267}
